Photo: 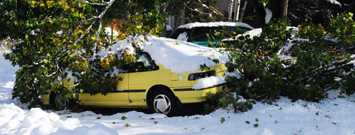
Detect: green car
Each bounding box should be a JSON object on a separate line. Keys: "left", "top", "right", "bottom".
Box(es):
{"left": 170, "top": 22, "right": 254, "bottom": 47}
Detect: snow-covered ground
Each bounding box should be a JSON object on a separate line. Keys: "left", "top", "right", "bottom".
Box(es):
{"left": 2, "top": 51, "right": 355, "bottom": 135}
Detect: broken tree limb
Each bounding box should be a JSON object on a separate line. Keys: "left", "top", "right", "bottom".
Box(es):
{"left": 294, "top": 57, "right": 355, "bottom": 84}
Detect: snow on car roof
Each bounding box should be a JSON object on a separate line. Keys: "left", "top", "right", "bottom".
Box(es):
{"left": 222, "top": 26, "right": 298, "bottom": 41}
{"left": 177, "top": 22, "right": 254, "bottom": 30}
{"left": 97, "top": 36, "right": 229, "bottom": 73}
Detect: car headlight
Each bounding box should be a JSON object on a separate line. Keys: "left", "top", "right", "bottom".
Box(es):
{"left": 188, "top": 70, "right": 216, "bottom": 80}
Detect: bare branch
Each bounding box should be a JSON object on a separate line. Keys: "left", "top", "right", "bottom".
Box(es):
{"left": 93, "top": 21, "right": 103, "bottom": 57}
{"left": 184, "top": 1, "right": 223, "bottom": 18}
{"left": 74, "top": 0, "right": 116, "bottom": 45}
{"left": 82, "top": 0, "right": 109, "bottom": 6}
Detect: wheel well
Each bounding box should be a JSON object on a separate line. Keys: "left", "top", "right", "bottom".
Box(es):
{"left": 147, "top": 85, "right": 180, "bottom": 104}
{"left": 49, "top": 92, "right": 55, "bottom": 105}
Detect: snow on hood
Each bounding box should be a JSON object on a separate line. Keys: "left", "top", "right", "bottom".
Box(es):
{"left": 177, "top": 22, "right": 254, "bottom": 30}
{"left": 97, "top": 36, "right": 229, "bottom": 74}
{"left": 0, "top": 104, "right": 118, "bottom": 135}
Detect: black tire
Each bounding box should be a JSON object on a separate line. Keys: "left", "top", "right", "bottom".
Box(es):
{"left": 50, "top": 92, "right": 70, "bottom": 110}
{"left": 147, "top": 89, "right": 178, "bottom": 116}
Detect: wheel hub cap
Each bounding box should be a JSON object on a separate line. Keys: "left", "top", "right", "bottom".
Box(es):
{"left": 153, "top": 94, "right": 171, "bottom": 114}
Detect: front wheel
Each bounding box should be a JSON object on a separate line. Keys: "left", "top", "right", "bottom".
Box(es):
{"left": 50, "top": 92, "right": 70, "bottom": 110}
{"left": 148, "top": 90, "right": 178, "bottom": 116}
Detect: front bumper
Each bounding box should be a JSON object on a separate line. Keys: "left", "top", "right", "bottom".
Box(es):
{"left": 173, "top": 84, "right": 225, "bottom": 104}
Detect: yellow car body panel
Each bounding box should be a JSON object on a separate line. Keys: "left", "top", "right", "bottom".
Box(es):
{"left": 42, "top": 63, "right": 227, "bottom": 108}
{"left": 79, "top": 73, "right": 130, "bottom": 107}
{"left": 174, "top": 86, "right": 222, "bottom": 103}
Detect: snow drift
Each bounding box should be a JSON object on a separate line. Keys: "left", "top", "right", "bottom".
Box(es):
{"left": 0, "top": 104, "right": 118, "bottom": 135}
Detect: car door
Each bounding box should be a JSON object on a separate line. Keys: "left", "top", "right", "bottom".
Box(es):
{"left": 127, "top": 52, "right": 160, "bottom": 106}
{"left": 78, "top": 73, "right": 130, "bottom": 107}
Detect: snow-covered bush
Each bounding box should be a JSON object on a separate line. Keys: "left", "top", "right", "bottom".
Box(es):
{"left": 224, "top": 19, "right": 289, "bottom": 102}
{"left": 223, "top": 13, "right": 355, "bottom": 104}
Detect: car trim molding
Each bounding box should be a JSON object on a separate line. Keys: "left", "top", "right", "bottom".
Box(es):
{"left": 110, "top": 89, "right": 146, "bottom": 93}
{"left": 173, "top": 83, "right": 226, "bottom": 92}
{"left": 173, "top": 88, "right": 194, "bottom": 91}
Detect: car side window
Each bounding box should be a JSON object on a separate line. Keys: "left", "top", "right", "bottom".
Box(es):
{"left": 137, "top": 53, "right": 152, "bottom": 67}
{"left": 125, "top": 52, "right": 158, "bottom": 72}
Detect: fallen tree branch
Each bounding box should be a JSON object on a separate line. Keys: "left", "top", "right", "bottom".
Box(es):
{"left": 295, "top": 57, "right": 355, "bottom": 83}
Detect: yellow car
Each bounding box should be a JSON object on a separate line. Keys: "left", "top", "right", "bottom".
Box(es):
{"left": 42, "top": 38, "right": 227, "bottom": 115}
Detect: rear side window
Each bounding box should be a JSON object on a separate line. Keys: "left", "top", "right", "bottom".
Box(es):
{"left": 121, "top": 52, "right": 158, "bottom": 72}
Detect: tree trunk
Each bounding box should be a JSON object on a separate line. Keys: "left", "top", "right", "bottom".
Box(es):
{"left": 271, "top": 0, "right": 289, "bottom": 18}
{"left": 239, "top": 0, "right": 248, "bottom": 22}
{"left": 250, "top": 0, "right": 266, "bottom": 27}
{"left": 234, "top": 0, "right": 241, "bottom": 21}
{"left": 280, "top": 0, "right": 289, "bottom": 17}
{"left": 228, "top": 0, "right": 234, "bottom": 21}
{"left": 176, "top": 2, "right": 186, "bottom": 27}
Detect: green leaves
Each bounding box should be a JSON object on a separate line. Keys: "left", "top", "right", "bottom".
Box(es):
{"left": 329, "top": 12, "right": 355, "bottom": 46}
{"left": 2, "top": 0, "right": 170, "bottom": 108}
{"left": 225, "top": 15, "right": 355, "bottom": 102}
{"left": 104, "top": 0, "right": 168, "bottom": 36}
{"left": 0, "top": 0, "right": 105, "bottom": 107}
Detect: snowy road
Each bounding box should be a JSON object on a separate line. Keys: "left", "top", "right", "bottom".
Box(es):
{"left": 1, "top": 54, "right": 355, "bottom": 135}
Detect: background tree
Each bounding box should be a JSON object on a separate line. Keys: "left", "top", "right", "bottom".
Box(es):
{"left": 167, "top": 0, "right": 224, "bottom": 28}
{"left": 270, "top": 0, "right": 289, "bottom": 18}
{"left": 224, "top": 13, "right": 355, "bottom": 103}
{"left": 241, "top": 0, "right": 355, "bottom": 28}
